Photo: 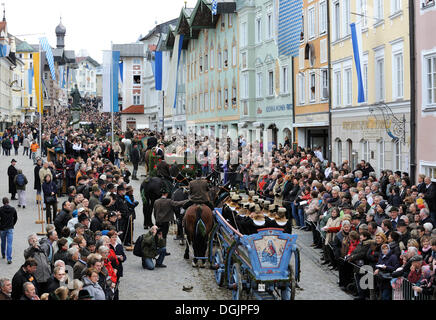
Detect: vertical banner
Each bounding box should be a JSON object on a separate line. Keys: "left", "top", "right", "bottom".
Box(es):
{"left": 102, "top": 50, "right": 112, "bottom": 112}
{"left": 119, "top": 61, "right": 124, "bottom": 84}
{"left": 350, "top": 22, "right": 365, "bottom": 103}
{"left": 155, "top": 51, "right": 163, "bottom": 91}
{"left": 112, "top": 50, "right": 120, "bottom": 113}
{"left": 102, "top": 50, "right": 120, "bottom": 113}
{"left": 39, "top": 37, "right": 56, "bottom": 81}
{"left": 278, "top": 0, "right": 303, "bottom": 57}
{"left": 33, "top": 52, "right": 43, "bottom": 114}
{"left": 27, "top": 68, "right": 34, "bottom": 95}
{"left": 166, "top": 34, "right": 184, "bottom": 109}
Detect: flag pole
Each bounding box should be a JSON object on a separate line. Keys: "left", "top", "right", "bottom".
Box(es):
{"left": 111, "top": 43, "right": 114, "bottom": 146}
{"left": 39, "top": 42, "right": 42, "bottom": 159}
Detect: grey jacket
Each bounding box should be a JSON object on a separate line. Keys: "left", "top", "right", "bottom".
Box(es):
{"left": 24, "top": 245, "right": 52, "bottom": 283}
{"left": 82, "top": 276, "right": 106, "bottom": 300}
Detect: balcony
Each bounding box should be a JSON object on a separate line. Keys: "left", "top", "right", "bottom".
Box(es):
{"left": 422, "top": 0, "right": 435, "bottom": 8}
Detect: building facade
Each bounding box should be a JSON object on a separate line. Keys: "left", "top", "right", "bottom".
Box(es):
{"left": 75, "top": 56, "right": 99, "bottom": 97}
{"left": 112, "top": 43, "right": 145, "bottom": 113}
{"left": 415, "top": 0, "right": 436, "bottom": 181}
{"left": 16, "top": 40, "right": 37, "bottom": 122}
{"left": 330, "top": 0, "right": 411, "bottom": 173}
{"left": 293, "top": 0, "right": 329, "bottom": 157}
{"left": 178, "top": 0, "right": 240, "bottom": 140}
{"left": 237, "top": 0, "right": 293, "bottom": 150}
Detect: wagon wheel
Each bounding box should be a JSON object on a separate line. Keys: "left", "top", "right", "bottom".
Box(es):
{"left": 281, "top": 264, "right": 297, "bottom": 300}
{"left": 213, "top": 250, "right": 225, "bottom": 287}
{"left": 230, "top": 263, "right": 243, "bottom": 300}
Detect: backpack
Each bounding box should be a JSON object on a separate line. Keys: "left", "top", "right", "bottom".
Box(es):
{"left": 133, "top": 234, "right": 145, "bottom": 257}
{"left": 16, "top": 174, "right": 26, "bottom": 187}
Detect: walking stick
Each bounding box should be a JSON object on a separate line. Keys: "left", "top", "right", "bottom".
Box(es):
{"left": 125, "top": 215, "right": 134, "bottom": 251}
{"left": 35, "top": 194, "right": 44, "bottom": 224}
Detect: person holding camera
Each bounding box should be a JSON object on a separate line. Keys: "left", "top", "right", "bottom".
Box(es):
{"left": 141, "top": 226, "right": 167, "bottom": 270}
{"left": 23, "top": 234, "right": 51, "bottom": 294}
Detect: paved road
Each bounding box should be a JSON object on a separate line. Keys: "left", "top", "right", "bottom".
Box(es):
{"left": 0, "top": 150, "right": 351, "bottom": 300}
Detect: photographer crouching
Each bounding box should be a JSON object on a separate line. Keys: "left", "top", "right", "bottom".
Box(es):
{"left": 141, "top": 226, "right": 167, "bottom": 270}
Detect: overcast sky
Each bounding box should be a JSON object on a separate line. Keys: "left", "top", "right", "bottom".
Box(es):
{"left": 4, "top": 0, "right": 198, "bottom": 63}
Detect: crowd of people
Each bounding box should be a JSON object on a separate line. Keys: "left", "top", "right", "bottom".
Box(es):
{"left": 0, "top": 100, "right": 436, "bottom": 301}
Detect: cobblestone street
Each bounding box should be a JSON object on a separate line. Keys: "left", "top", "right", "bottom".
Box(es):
{"left": 0, "top": 152, "right": 350, "bottom": 300}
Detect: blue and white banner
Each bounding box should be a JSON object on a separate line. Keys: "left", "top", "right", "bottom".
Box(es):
{"left": 0, "top": 44, "right": 10, "bottom": 57}
{"left": 212, "top": 0, "right": 218, "bottom": 15}
{"left": 350, "top": 22, "right": 365, "bottom": 103}
{"left": 39, "top": 37, "right": 56, "bottom": 81}
{"left": 171, "top": 34, "right": 184, "bottom": 108}
{"left": 119, "top": 61, "right": 124, "bottom": 84}
{"left": 59, "top": 65, "right": 64, "bottom": 88}
{"left": 278, "top": 0, "right": 303, "bottom": 57}
{"left": 155, "top": 51, "right": 163, "bottom": 91}
{"left": 102, "top": 50, "right": 120, "bottom": 113}
{"left": 27, "top": 68, "right": 34, "bottom": 95}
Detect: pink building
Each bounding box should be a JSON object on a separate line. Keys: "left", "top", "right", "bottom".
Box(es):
{"left": 416, "top": 0, "right": 436, "bottom": 182}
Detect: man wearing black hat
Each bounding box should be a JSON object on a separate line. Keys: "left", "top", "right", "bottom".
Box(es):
{"left": 131, "top": 143, "right": 140, "bottom": 181}
{"left": 183, "top": 170, "right": 214, "bottom": 211}
{"left": 114, "top": 185, "right": 132, "bottom": 245}
{"left": 8, "top": 159, "right": 18, "bottom": 200}
{"left": 389, "top": 207, "right": 400, "bottom": 230}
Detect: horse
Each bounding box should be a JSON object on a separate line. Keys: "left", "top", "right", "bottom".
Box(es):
{"left": 140, "top": 161, "right": 174, "bottom": 229}
{"left": 171, "top": 172, "right": 190, "bottom": 242}
{"left": 182, "top": 181, "right": 230, "bottom": 268}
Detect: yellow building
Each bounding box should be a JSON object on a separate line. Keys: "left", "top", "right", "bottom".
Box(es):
{"left": 16, "top": 40, "right": 37, "bottom": 122}
{"left": 293, "top": 0, "right": 330, "bottom": 159}
{"left": 330, "top": 0, "right": 410, "bottom": 173}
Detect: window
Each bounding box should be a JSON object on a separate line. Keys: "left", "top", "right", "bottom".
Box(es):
{"left": 30, "top": 54, "right": 33, "bottom": 59}
{"left": 232, "top": 46, "right": 237, "bottom": 67}
{"left": 361, "top": 140, "right": 370, "bottom": 162}
{"left": 334, "top": 70, "right": 341, "bottom": 107}
{"left": 310, "top": 72, "right": 316, "bottom": 101}
{"left": 343, "top": 0, "right": 351, "bottom": 36}
{"left": 378, "top": 140, "right": 385, "bottom": 170}
{"left": 299, "top": 73, "right": 305, "bottom": 104}
{"left": 301, "top": 15, "right": 305, "bottom": 41}
{"left": 425, "top": 55, "right": 436, "bottom": 105}
{"left": 363, "top": 62, "right": 368, "bottom": 102}
{"left": 218, "top": 50, "right": 222, "bottom": 69}
{"left": 267, "top": 13, "right": 273, "bottom": 39}
{"left": 210, "top": 48, "right": 214, "bottom": 69}
{"left": 319, "top": 2, "right": 327, "bottom": 34}
{"left": 394, "top": 140, "right": 402, "bottom": 171}
{"left": 232, "top": 87, "right": 237, "bottom": 107}
{"left": 200, "top": 93, "right": 203, "bottom": 112}
{"left": 375, "top": 56, "right": 385, "bottom": 101}
{"left": 241, "top": 22, "right": 247, "bottom": 47}
{"left": 357, "top": 0, "right": 368, "bottom": 27}
{"left": 336, "top": 139, "right": 342, "bottom": 163}
{"left": 281, "top": 66, "right": 289, "bottom": 94}
{"left": 228, "top": 14, "right": 233, "bottom": 27}
{"left": 256, "top": 18, "right": 262, "bottom": 43}
{"left": 334, "top": 1, "right": 340, "bottom": 41}
{"left": 422, "top": 164, "right": 436, "bottom": 182}
{"left": 210, "top": 90, "right": 215, "bottom": 111}
{"left": 256, "top": 72, "right": 263, "bottom": 98}
{"left": 242, "top": 52, "right": 247, "bottom": 69}
{"left": 308, "top": 7, "right": 315, "bottom": 39}
{"left": 375, "top": 0, "right": 383, "bottom": 20}
{"left": 321, "top": 69, "right": 329, "bottom": 100}
{"left": 204, "top": 53, "right": 208, "bottom": 71}
{"left": 392, "top": 0, "right": 401, "bottom": 13}
{"left": 224, "top": 88, "right": 229, "bottom": 107}
{"left": 133, "top": 75, "right": 141, "bottom": 84}
{"left": 393, "top": 52, "right": 403, "bottom": 99}
{"left": 242, "top": 73, "right": 248, "bottom": 99}
{"left": 29, "top": 97, "right": 33, "bottom": 106}
{"left": 218, "top": 89, "right": 222, "bottom": 108}
{"left": 200, "top": 55, "right": 203, "bottom": 73}
{"left": 347, "top": 139, "right": 353, "bottom": 167}
{"left": 224, "top": 49, "right": 228, "bottom": 68}
{"left": 345, "top": 68, "right": 352, "bottom": 105}
{"left": 133, "top": 59, "right": 141, "bottom": 65}
{"left": 133, "top": 95, "right": 141, "bottom": 105}
{"left": 268, "top": 71, "right": 274, "bottom": 96}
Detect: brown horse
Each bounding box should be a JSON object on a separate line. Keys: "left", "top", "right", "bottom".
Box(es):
{"left": 183, "top": 204, "right": 214, "bottom": 268}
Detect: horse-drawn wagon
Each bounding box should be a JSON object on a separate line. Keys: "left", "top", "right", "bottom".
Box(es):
{"left": 209, "top": 208, "right": 300, "bottom": 300}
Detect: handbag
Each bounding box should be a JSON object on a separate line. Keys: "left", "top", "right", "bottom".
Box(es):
{"left": 45, "top": 195, "right": 57, "bottom": 204}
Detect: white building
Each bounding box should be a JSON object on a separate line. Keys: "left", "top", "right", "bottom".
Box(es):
{"left": 75, "top": 56, "right": 99, "bottom": 97}
{"left": 112, "top": 43, "right": 145, "bottom": 113}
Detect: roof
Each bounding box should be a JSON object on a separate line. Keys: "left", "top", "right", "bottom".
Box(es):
{"left": 16, "top": 40, "right": 35, "bottom": 53}
{"left": 76, "top": 56, "right": 100, "bottom": 67}
{"left": 140, "top": 18, "right": 179, "bottom": 41}
{"left": 112, "top": 43, "right": 144, "bottom": 57}
{"left": 121, "top": 105, "right": 144, "bottom": 114}
{"left": 0, "top": 21, "right": 6, "bottom": 33}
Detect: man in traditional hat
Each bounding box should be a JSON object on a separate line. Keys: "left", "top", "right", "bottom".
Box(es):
{"left": 184, "top": 170, "right": 214, "bottom": 211}
{"left": 114, "top": 185, "right": 132, "bottom": 245}
{"left": 276, "top": 207, "right": 292, "bottom": 234}
{"left": 7, "top": 159, "right": 18, "bottom": 200}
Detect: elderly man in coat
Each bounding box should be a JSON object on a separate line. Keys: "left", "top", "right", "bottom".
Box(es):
{"left": 7, "top": 159, "right": 18, "bottom": 200}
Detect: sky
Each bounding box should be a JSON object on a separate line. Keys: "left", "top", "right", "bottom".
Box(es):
{"left": 4, "top": 0, "right": 198, "bottom": 63}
